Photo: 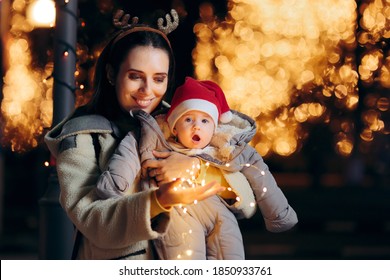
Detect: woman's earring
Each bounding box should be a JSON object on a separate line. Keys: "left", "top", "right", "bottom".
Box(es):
{"left": 106, "top": 64, "right": 115, "bottom": 86}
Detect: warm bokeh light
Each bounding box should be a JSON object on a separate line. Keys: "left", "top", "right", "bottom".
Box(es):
{"left": 193, "top": 0, "right": 388, "bottom": 157}
{"left": 1, "top": 0, "right": 53, "bottom": 152}
{"left": 26, "top": 0, "right": 56, "bottom": 28}
{"left": 0, "top": 0, "right": 388, "bottom": 155}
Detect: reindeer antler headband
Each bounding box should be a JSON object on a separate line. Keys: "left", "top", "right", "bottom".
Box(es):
{"left": 111, "top": 9, "right": 179, "bottom": 48}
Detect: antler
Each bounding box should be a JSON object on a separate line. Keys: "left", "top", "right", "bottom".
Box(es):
{"left": 113, "top": 9, "right": 139, "bottom": 29}
{"left": 112, "top": 9, "right": 179, "bottom": 35}
{"left": 157, "top": 9, "right": 179, "bottom": 34}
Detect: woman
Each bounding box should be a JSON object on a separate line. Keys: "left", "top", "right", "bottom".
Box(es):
{"left": 44, "top": 10, "right": 224, "bottom": 260}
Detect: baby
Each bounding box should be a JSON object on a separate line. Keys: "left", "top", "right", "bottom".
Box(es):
{"left": 96, "top": 77, "right": 298, "bottom": 259}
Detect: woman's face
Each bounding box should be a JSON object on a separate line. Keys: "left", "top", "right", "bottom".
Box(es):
{"left": 115, "top": 45, "right": 169, "bottom": 114}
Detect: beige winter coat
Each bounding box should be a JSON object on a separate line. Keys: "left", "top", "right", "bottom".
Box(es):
{"left": 44, "top": 111, "right": 170, "bottom": 259}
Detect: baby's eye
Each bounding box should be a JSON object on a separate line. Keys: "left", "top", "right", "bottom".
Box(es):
{"left": 185, "top": 117, "right": 192, "bottom": 123}
{"left": 202, "top": 119, "right": 210, "bottom": 123}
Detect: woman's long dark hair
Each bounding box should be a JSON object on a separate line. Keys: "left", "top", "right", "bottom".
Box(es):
{"left": 85, "top": 29, "right": 176, "bottom": 120}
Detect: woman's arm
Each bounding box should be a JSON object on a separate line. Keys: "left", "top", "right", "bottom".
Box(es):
{"left": 96, "top": 132, "right": 141, "bottom": 199}
{"left": 155, "top": 179, "right": 224, "bottom": 208}
{"left": 56, "top": 134, "right": 165, "bottom": 250}
{"left": 58, "top": 134, "right": 224, "bottom": 248}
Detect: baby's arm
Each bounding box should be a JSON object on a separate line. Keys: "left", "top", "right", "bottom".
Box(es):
{"left": 237, "top": 144, "right": 298, "bottom": 232}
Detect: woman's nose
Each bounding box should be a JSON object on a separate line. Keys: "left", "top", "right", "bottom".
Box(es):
{"left": 140, "top": 80, "right": 152, "bottom": 95}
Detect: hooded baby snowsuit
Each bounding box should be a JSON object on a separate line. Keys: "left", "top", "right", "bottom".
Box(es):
{"left": 96, "top": 109, "right": 256, "bottom": 259}
{"left": 97, "top": 109, "right": 298, "bottom": 259}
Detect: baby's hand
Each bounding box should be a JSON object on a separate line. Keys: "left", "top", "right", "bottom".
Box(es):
{"left": 143, "top": 150, "right": 200, "bottom": 185}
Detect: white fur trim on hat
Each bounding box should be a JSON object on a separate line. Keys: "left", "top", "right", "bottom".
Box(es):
{"left": 167, "top": 99, "right": 219, "bottom": 133}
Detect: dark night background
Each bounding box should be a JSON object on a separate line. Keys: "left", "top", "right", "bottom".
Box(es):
{"left": 0, "top": 0, "right": 389, "bottom": 259}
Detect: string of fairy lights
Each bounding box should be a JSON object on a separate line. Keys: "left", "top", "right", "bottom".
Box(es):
{"left": 0, "top": 0, "right": 389, "bottom": 164}
{"left": 167, "top": 160, "right": 263, "bottom": 259}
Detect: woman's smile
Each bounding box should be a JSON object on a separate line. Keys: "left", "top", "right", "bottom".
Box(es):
{"left": 133, "top": 97, "right": 155, "bottom": 108}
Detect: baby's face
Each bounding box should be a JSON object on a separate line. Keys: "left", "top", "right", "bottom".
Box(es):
{"left": 173, "top": 110, "right": 215, "bottom": 149}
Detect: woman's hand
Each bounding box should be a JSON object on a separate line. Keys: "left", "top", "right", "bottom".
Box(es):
{"left": 143, "top": 150, "right": 200, "bottom": 185}
{"left": 155, "top": 180, "right": 225, "bottom": 209}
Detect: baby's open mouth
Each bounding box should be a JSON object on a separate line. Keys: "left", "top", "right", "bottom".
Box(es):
{"left": 192, "top": 135, "right": 200, "bottom": 142}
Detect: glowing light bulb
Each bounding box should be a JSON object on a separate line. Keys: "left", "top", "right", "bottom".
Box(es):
{"left": 185, "top": 250, "right": 193, "bottom": 256}
{"left": 26, "top": 0, "right": 56, "bottom": 28}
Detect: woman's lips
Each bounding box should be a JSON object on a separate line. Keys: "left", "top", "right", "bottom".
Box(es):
{"left": 134, "top": 98, "right": 153, "bottom": 108}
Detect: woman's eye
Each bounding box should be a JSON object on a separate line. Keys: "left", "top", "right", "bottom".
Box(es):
{"left": 154, "top": 76, "right": 166, "bottom": 83}
{"left": 129, "top": 74, "right": 141, "bottom": 80}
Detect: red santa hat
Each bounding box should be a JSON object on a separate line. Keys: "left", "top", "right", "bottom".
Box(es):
{"left": 166, "top": 77, "right": 233, "bottom": 133}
